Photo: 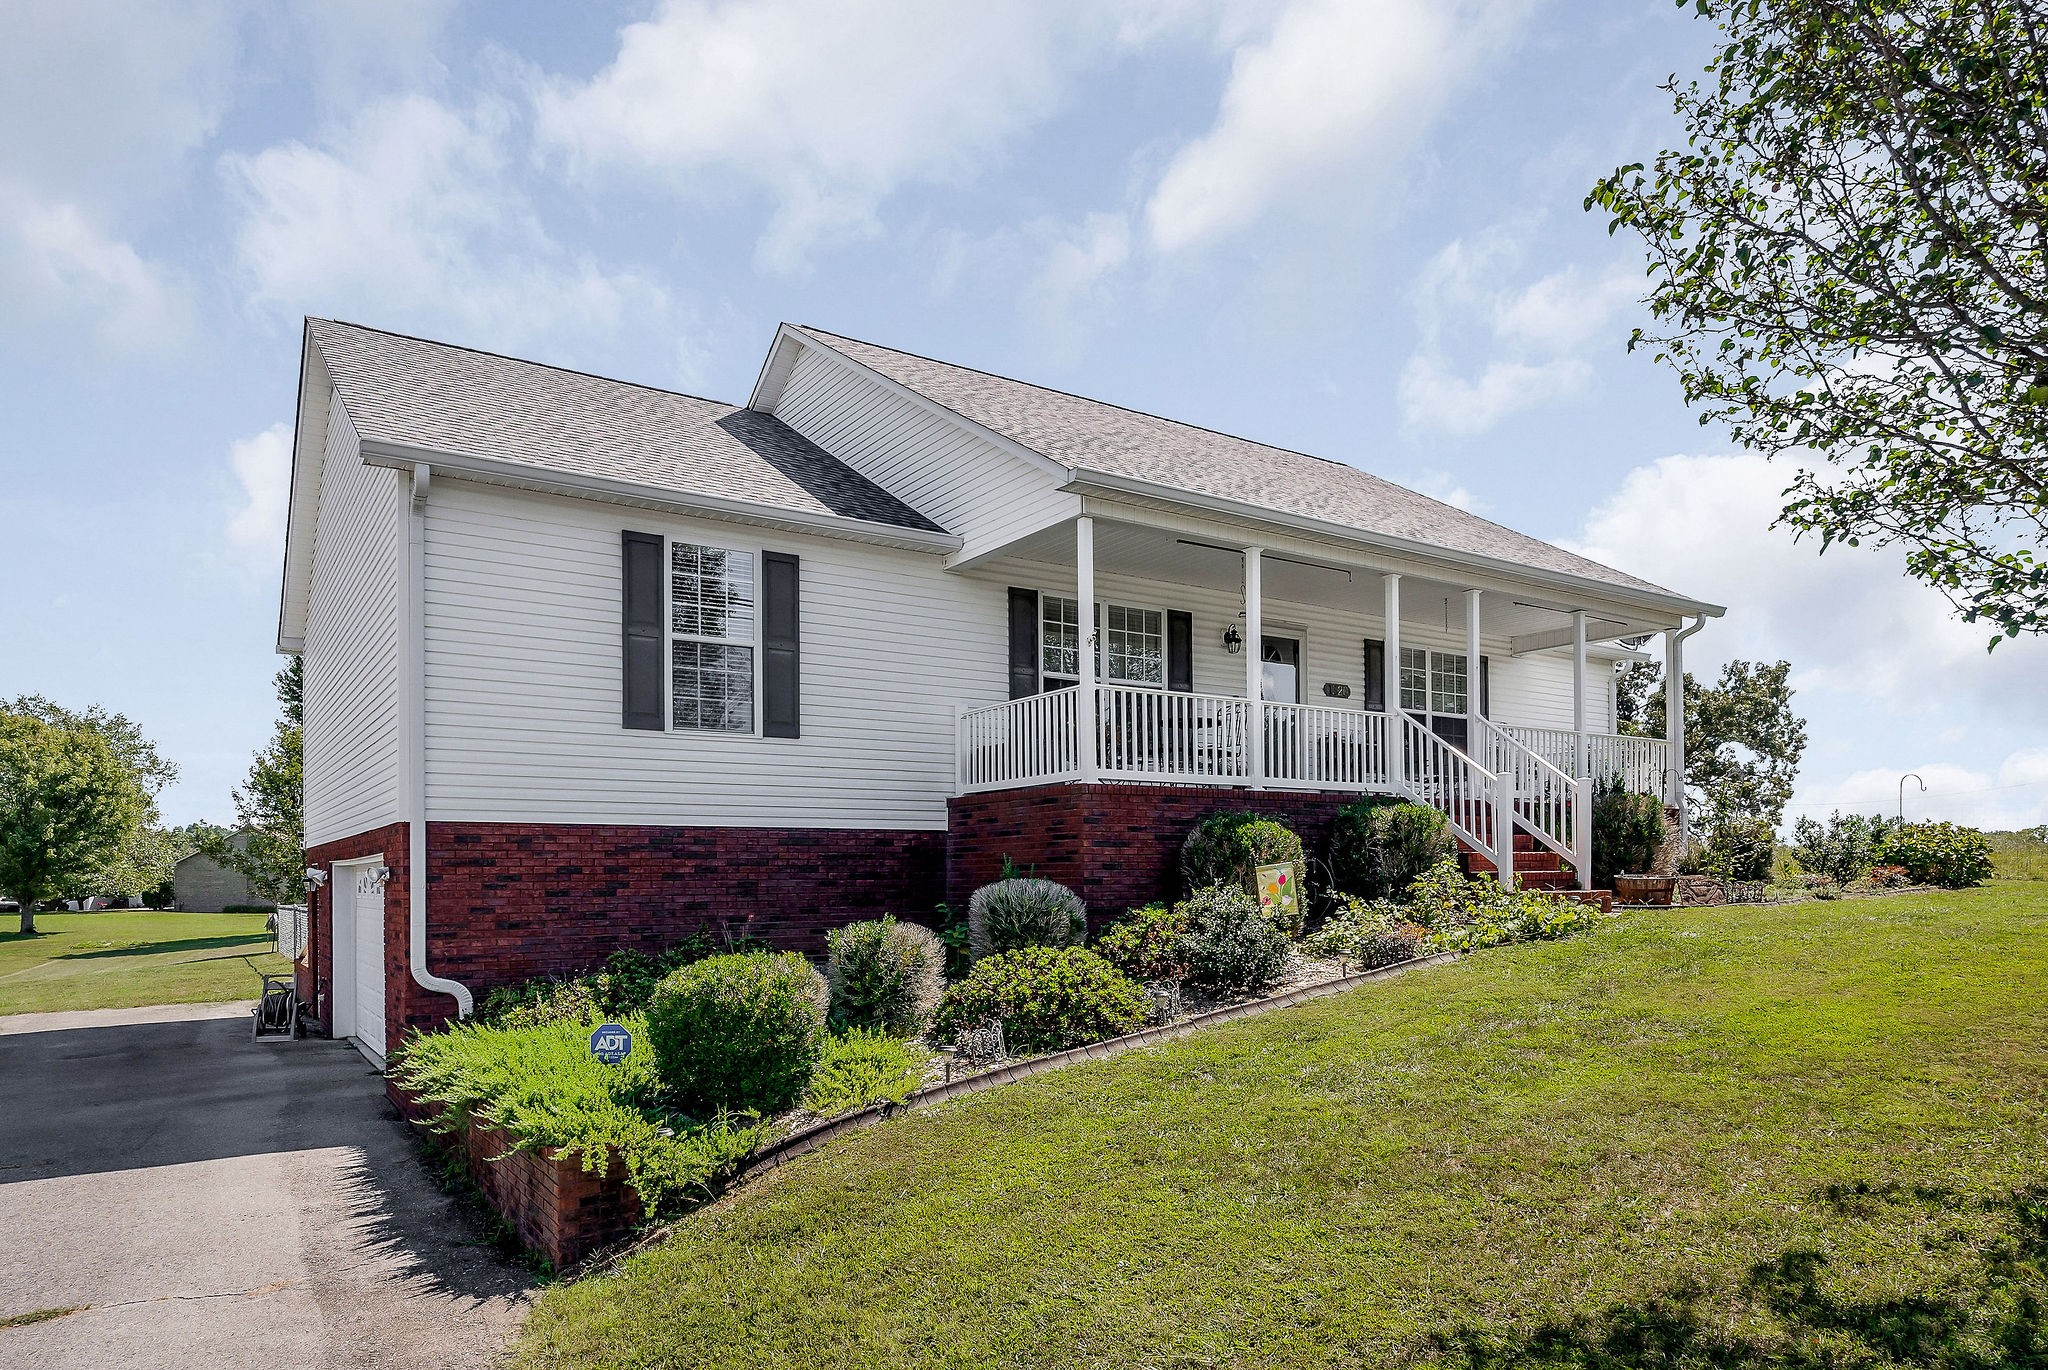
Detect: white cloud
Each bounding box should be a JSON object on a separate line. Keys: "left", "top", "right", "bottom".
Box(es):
{"left": 1804, "top": 753, "right": 2048, "bottom": 830}
{"left": 1398, "top": 355, "right": 1591, "bottom": 438}
{"left": 225, "top": 422, "right": 292, "bottom": 570}
{"left": 222, "top": 95, "right": 667, "bottom": 347}
{"left": 0, "top": 185, "right": 185, "bottom": 347}
{"left": 1145, "top": 0, "right": 1528, "bottom": 254}
{"left": 1568, "top": 451, "right": 2048, "bottom": 826}
{"left": 535, "top": 0, "right": 1196, "bottom": 274}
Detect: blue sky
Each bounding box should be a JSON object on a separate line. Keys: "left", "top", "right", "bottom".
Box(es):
{"left": 3, "top": 0, "right": 2044, "bottom": 830}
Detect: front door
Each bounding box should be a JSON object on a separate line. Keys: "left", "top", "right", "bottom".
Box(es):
{"left": 1259, "top": 636, "right": 1300, "bottom": 703}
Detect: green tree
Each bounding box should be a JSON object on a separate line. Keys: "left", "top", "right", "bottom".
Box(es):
{"left": 206, "top": 659, "right": 303, "bottom": 904}
{"left": 0, "top": 711, "right": 151, "bottom": 933}
{"left": 1588, "top": 0, "right": 2048, "bottom": 642}
{"left": 1636, "top": 659, "right": 1808, "bottom": 827}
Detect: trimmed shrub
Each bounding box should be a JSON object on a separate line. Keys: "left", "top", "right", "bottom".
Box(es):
{"left": 1591, "top": 777, "right": 1668, "bottom": 888}
{"left": 930, "top": 946, "right": 1148, "bottom": 1054}
{"left": 1704, "top": 815, "right": 1777, "bottom": 883}
{"left": 1093, "top": 903, "right": 1191, "bottom": 982}
{"left": 801, "top": 1030, "right": 930, "bottom": 1117}
{"left": 1326, "top": 797, "right": 1453, "bottom": 902}
{"left": 1875, "top": 821, "right": 1995, "bottom": 889}
{"left": 967, "top": 878, "right": 1087, "bottom": 960}
{"left": 1180, "top": 883, "right": 1290, "bottom": 995}
{"left": 645, "top": 952, "right": 828, "bottom": 1116}
{"left": 825, "top": 917, "right": 946, "bottom": 1035}
{"left": 1304, "top": 897, "right": 1428, "bottom": 969}
{"left": 1179, "top": 812, "right": 1308, "bottom": 935}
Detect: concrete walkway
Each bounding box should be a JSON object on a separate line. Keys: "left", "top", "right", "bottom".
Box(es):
{"left": 0, "top": 1004, "right": 532, "bottom": 1369}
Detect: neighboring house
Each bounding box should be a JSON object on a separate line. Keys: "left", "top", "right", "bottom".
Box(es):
{"left": 280, "top": 319, "right": 1722, "bottom": 1064}
{"left": 173, "top": 835, "right": 272, "bottom": 912}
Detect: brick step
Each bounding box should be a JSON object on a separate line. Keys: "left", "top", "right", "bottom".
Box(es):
{"left": 1461, "top": 851, "right": 1566, "bottom": 876}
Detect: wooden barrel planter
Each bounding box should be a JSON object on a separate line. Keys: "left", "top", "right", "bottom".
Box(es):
{"left": 1613, "top": 874, "right": 1678, "bottom": 906}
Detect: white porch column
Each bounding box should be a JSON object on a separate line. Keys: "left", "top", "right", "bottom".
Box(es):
{"left": 1244, "top": 545, "right": 1264, "bottom": 789}
{"left": 1076, "top": 515, "right": 1098, "bottom": 784}
{"left": 1382, "top": 573, "right": 1402, "bottom": 718}
{"left": 1464, "top": 588, "right": 1483, "bottom": 745}
{"left": 1666, "top": 625, "right": 1688, "bottom": 841}
{"left": 1572, "top": 609, "right": 1588, "bottom": 779}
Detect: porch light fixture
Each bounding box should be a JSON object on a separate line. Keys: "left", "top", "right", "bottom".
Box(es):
{"left": 303, "top": 868, "right": 328, "bottom": 891}
{"left": 1222, "top": 624, "right": 1244, "bottom": 655}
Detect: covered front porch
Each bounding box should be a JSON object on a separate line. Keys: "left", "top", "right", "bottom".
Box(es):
{"left": 953, "top": 508, "right": 1699, "bottom": 892}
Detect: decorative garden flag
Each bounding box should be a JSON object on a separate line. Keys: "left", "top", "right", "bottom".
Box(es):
{"left": 1256, "top": 861, "right": 1298, "bottom": 929}
{"left": 589, "top": 1022, "right": 633, "bottom": 1065}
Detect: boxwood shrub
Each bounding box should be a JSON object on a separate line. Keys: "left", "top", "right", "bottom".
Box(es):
{"left": 645, "top": 952, "right": 828, "bottom": 1116}
{"left": 930, "top": 946, "right": 1148, "bottom": 1054}
{"left": 1179, "top": 811, "right": 1308, "bottom": 935}
{"left": 824, "top": 916, "right": 946, "bottom": 1035}
{"left": 967, "top": 878, "right": 1087, "bottom": 960}
{"left": 1326, "top": 797, "right": 1453, "bottom": 901}
{"left": 1092, "top": 903, "right": 1191, "bottom": 982}
{"left": 1876, "top": 821, "right": 1995, "bottom": 888}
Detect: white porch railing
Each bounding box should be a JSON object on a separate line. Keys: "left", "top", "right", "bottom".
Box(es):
{"left": 1398, "top": 714, "right": 1512, "bottom": 879}
{"left": 1501, "top": 725, "right": 1672, "bottom": 799}
{"left": 1262, "top": 701, "right": 1398, "bottom": 791}
{"left": 957, "top": 687, "right": 1082, "bottom": 791}
{"left": 1477, "top": 717, "right": 1591, "bottom": 887}
{"left": 1096, "top": 684, "right": 1253, "bottom": 783}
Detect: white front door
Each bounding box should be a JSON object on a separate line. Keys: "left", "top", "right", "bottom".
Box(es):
{"left": 333, "top": 859, "right": 387, "bottom": 1066}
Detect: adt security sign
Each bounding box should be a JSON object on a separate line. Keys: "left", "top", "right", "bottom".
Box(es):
{"left": 589, "top": 1023, "right": 633, "bottom": 1065}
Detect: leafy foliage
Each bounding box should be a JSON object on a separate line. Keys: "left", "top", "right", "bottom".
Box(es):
{"left": 1180, "top": 813, "right": 1308, "bottom": 934}
{"left": 1180, "top": 882, "right": 1291, "bottom": 995}
{"left": 967, "top": 878, "right": 1087, "bottom": 961}
{"left": 1393, "top": 858, "right": 1606, "bottom": 954}
{"left": 1704, "top": 814, "right": 1779, "bottom": 883}
{"left": 1590, "top": 0, "right": 2048, "bottom": 641}
{"left": 203, "top": 659, "right": 304, "bottom": 904}
{"left": 1635, "top": 659, "right": 1808, "bottom": 826}
{"left": 801, "top": 1029, "right": 929, "bottom": 1117}
{"left": 1326, "top": 798, "right": 1453, "bottom": 902}
{"left": 1303, "top": 898, "right": 1429, "bottom": 969}
{"left": 1591, "top": 777, "right": 1668, "bottom": 887}
{"left": 1985, "top": 826, "right": 2048, "bottom": 881}
{"left": 825, "top": 917, "right": 946, "bottom": 1035}
{"left": 1876, "top": 821, "right": 1996, "bottom": 889}
{"left": 645, "top": 952, "right": 829, "bottom": 1116}
{"left": 1092, "top": 903, "right": 1192, "bottom": 982}
{"left": 930, "top": 946, "right": 1148, "bottom": 1054}
{"left": 477, "top": 977, "right": 600, "bottom": 1030}
{"left": 1791, "top": 810, "right": 1901, "bottom": 884}
{"left": 0, "top": 708, "right": 153, "bottom": 932}
{"left": 388, "top": 1013, "right": 770, "bottom": 1220}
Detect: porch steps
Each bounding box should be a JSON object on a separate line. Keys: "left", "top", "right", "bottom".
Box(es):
{"left": 1456, "top": 832, "right": 1614, "bottom": 914}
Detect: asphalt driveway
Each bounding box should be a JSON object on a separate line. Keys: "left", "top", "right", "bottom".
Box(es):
{"left": 0, "top": 1003, "right": 531, "bottom": 1369}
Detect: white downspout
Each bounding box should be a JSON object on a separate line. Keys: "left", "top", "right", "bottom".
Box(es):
{"left": 1666, "top": 614, "right": 1707, "bottom": 847}
{"left": 406, "top": 464, "right": 472, "bottom": 1019}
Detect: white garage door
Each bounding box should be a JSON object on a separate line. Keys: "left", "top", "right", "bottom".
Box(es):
{"left": 342, "top": 863, "right": 387, "bottom": 1066}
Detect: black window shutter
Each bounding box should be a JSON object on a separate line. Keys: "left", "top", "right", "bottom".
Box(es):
{"left": 762, "top": 551, "right": 801, "bottom": 738}
{"left": 1007, "top": 588, "right": 1040, "bottom": 699}
{"left": 1167, "top": 611, "right": 1193, "bottom": 692}
{"left": 1362, "top": 638, "right": 1386, "bottom": 711}
{"left": 1479, "top": 655, "right": 1491, "bottom": 718}
{"left": 621, "top": 531, "right": 664, "bottom": 730}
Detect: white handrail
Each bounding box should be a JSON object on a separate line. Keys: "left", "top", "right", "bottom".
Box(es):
{"left": 1399, "top": 715, "right": 1512, "bottom": 884}
{"left": 1477, "top": 717, "right": 1591, "bottom": 890}
{"left": 1260, "top": 701, "right": 1396, "bottom": 791}
{"left": 1500, "top": 725, "right": 1670, "bottom": 798}
{"left": 958, "top": 689, "right": 1082, "bottom": 792}
{"left": 1095, "top": 684, "right": 1253, "bottom": 783}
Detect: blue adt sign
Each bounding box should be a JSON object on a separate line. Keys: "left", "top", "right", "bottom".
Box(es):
{"left": 589, "top": 1023, "right": 633, "bottom": 1065}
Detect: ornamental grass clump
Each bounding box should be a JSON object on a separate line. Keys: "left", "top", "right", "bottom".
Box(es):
{"left": 930, "top": 946, "right": 1148, "bottom": 1054}
{"left": 1326, "top": 798, "right": 1453, "bottom": 901}
{"left": 1092, "top": 903, "right": 1191, "bottom": 982}
{"left": 1180, "top": 812, "right": 1308, "bottom": 935}
{"left": 967, "top": 878, "right": 1087, "bottom": 961}
{"left": 388, "top": 1015, "right": 770, "bottom": 1219}
{"left": 1180, "top": 883, "right": 1290, "bottom": 995}
{"left": 825, "top": 917, "right": 945, "bottom": 1035}
{"left": 645, "top": 951, "right": 828, "bottom": 1116}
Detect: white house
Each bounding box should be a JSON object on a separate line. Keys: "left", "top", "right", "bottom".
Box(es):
{"left": 280, "top": 319, "right": 1720, "bottom": 1063}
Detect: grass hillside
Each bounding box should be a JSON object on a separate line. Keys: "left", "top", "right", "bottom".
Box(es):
{"left": 515, "top": 885, "right": 2048, "bottom": 1369}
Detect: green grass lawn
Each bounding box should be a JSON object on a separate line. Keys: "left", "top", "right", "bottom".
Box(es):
{"left": 0, "top": 910, "right": 290, "bottom": 1016}
{"left": 516, "top": 884, "right": 2048, "bottom": 1369}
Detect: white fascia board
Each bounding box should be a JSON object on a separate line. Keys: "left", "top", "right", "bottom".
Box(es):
{"left": 1065, "top": 472, "right": 1727, "bottom": 622}
{"left": 771, "top": 325, "right": 1076, "bottom": 484}
{"left": 745, "top": 325, "right": 803, "bottom": 411}
{"left": 356, "top": 438, "right": 963, "bottom": 554}
{"left": 275, "top": 326, "right": 333, "bottom": 654}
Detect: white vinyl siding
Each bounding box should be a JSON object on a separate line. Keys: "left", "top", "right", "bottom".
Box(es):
{"left": 421, "top": 480, "right": 1008, "bottom": 829}
{"left": 770, "top": 344, "right": 1080, "bottom": 561}
{"left": 301, "top": 395, "right": 406, "bottom": 845}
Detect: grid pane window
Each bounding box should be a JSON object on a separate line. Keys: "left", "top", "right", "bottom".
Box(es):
{"left": 670, "top": 542, "right": 755, "bottom": 732}
{"left": 1431, "top": 652, "right": 1468, "bottom": 715}
{"left": 1399, "top": 647, "right": 1430, "bottom": 711}
{"left": 1041, "top": 596, "right": 1080, "bottom": 679}
{"left": 1105, "top": 605, "right": 1163, "bottom": 685}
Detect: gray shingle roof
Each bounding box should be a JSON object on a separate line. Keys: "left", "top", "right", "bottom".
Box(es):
{"left": 307, "top": 320, "right": 945, "bottom": 534}
{"left": 794, "top": 326, "right": 1677, "bottom": 598}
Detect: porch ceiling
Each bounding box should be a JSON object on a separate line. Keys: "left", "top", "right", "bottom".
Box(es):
{"left": 981, "top": 516, "right": 1668, "bottom": 645}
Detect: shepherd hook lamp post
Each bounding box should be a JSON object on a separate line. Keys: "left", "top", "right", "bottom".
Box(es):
{"left": 1898, "top": 772, "right": 1925, "bottom": 821}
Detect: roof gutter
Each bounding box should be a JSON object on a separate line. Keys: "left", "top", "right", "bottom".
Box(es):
{"left": 357, "top": 437, "right": 962, "bottom": 555}
{"left": 1063, "top": 471, "right": 1727, "bottom": 621}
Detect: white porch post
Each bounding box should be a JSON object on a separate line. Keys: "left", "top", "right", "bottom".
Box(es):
{"left": 1244, "top": 545, "right": 1264, "bottom": 789}
{"left": 1666, "top": 624, "right": 1688, "bottom": 842}
{"left": 1464, "top": 588, "right": 1483, "bottom": 744}
{"left": 1572, "top": 609, "right": 1588, "bottom": 779}
{"left": 1076, "top": 515, "right": 1098, "bottom": 784}
{"left": 1384, "top": 572, "right": 1403, "bottom": 792}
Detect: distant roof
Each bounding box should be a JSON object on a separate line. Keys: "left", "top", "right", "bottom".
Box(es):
{"left": 792, "top": 326, "right": 1679, "bottom": 600}
{"left": 306, "top": 320, "right": 944, "bottom": 534}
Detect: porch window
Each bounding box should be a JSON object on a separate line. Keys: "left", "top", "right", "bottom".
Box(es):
{"left": 671, "top": 542, "right": 755, "bottom": 731}
{"left": 1043, "top": 596, "right": 1164, "bottom": 687}
{"left": 1402, "top": 647, "right": 1468, "bottom": 715}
